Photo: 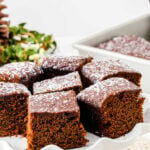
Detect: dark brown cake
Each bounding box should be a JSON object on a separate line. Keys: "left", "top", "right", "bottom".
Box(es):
{"left": 27, "top": 90, "right": 88, "bottom": 150}
{"left": 81, "top": 59, "right": 141, "bottom": 87}
{"left": 98, "top": 35, "right": 150, "bottom": 60}
{"left": 41, "top": 55, "right": 93, "bottom": 78}
{"left": 0, "top": 82, "right": 30, "bottom": 137}
{"left": 77, "top": 77, "right": 144, "bottom": 138}
{"left": 0, "top": 62, "right": 43, "bottom": 89}
{"left": 33, "top": 71, "right": 82, "bottom": 95}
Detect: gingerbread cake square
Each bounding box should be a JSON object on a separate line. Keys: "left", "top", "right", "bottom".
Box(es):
{"left": 0, "top": 82, "right": 30, "bottom": 136}
{"left": 81, "top": 59, "right": 141, "bottom": 87}
{"left": 33, "top": 71, "right": 82, "bottom": 95}
{"left": 41, "top": 55, "right": 93, "bottom": 78}
{"left": 27, "top": 90, "right": 88, "bottom": 150}
{"left": 0, "top": 62, "right": 43, "bottom": 89}
{"left": 77, "top": 77, "right": 144, "bottom": 138}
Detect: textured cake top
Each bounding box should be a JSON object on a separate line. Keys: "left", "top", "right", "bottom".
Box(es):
{"left": 41, "top": 55, "right": 93, "bottom": 71}
{"left": 81, "top": 59, "right": 140, "bottom": 83}
{"left": 98, "top": 35, "right": 150, "bottom": 60}
{"left": 77, "top": 77, "right": 141, "bottom": 108}
{"left": 0, "top": 82, "right": 30, "bottom": 97}
{"left": 33, "top": 71, "right": 82, "bottom": 95}
{"left": 0, "top": 62, "right": 43, "bottom": 83}
{"left": 29, "top": 90, "right": 79, "bottom": 113}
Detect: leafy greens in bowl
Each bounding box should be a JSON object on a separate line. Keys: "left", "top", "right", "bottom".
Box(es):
{"left": 0, "top": 23, "right": 57, "bottom": 64}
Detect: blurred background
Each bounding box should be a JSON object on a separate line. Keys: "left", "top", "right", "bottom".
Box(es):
{"left": 5, "top": 0, "right": 150, "bottom": 37}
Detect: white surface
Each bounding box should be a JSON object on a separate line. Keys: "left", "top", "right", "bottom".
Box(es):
{"left": 5, "top": 0, "right": 150, "bottom": 37}
{"left": 0, "top": 93, "right": 150, "bottom": 150}
{"left": 0, "top": 141, "right": 13, "bottom": 150}
{"left": 122, "top": 133, "right": 150, "bottom": 150}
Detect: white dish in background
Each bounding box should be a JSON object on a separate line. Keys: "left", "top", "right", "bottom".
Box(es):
{"left": 73, "top": 13, "right": 150, "bottom": 93}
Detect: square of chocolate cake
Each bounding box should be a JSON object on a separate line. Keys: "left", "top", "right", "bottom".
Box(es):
{"left": 81, "top": 59, "right": 141, "bottom": 87}
{"left": 28, "top": 90, "right": 88, "bottom": 150}
{"left": 33, "top": 71, "right": 82, "bottom": 95}
{"left": 0, "top": 82, "right": 30, "bottom": 137}
{"left": 77, "top": 77, "right": 144, "bottom": 138}
{"left": 0, "top": 62, "right": 43, "bottom": 89}
{"left": 41, "top": 55, "right": 93, "bottom": 78}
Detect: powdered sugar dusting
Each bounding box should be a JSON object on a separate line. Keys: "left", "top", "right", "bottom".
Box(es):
{"left": 81, "top": 59, "right": 140, "bottom": 84}
{"left": 98, "top": 35, "right": 150, "bottom": 60}
{"left": 77, "top": 77, "right": 141, "bottom": 108}
{"left": 33, "top": 71, "right": 82, "bottom": 94}
{"left": 41, "top": 55, "right": 93, "bottom": 71}
{"left": 29, "top": 90, "right": 79, "bottom": 113}
{"left": 0, "top": 62, "right": 43, "bottom": 85}
{"left": 0, "top": 82, "right": 30, "bottom": 96}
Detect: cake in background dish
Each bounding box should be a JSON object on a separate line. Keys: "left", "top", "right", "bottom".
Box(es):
{"left": 81, "top": 59, "right": 141, "bottom": 87}
{"left": 28, "top": 90, "right": 88, "bottom": 150}
{"left": 77, "top": 77, "right": 144, "bottom": 138}
{"left": 33, "top": 71, "right": 82, "bottom": 95}
{"left": 98, "top": 35, "right": 150, "bottom": 60}
{"left": 0, "top": 82, "right": 30, "bottom": 137}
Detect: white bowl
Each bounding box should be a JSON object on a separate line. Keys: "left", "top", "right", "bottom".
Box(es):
{"left": 73, "top": 13, "right": 150, "bottom": 93}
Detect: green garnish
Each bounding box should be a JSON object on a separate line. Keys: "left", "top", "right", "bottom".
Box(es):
{"left": 0, "top": 23, "right": 57, "bottom": 64}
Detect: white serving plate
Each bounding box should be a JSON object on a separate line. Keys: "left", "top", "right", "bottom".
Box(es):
{"left": 73, "top": 13, "right": 150, "bottom": 93}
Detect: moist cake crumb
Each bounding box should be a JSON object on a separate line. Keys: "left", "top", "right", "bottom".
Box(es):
{"left": 28, "top": 90, "right": 88, "bottom": 149}
{"left": 77, "top": 77, "right": 144, "bottom": 138}
{"left": 0, "top": 82, "right": 30, "bottom": 137}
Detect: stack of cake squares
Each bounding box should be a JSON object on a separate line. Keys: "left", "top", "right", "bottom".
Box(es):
{"left": 0, "top": 55, "right": 144, "bottom": 149}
